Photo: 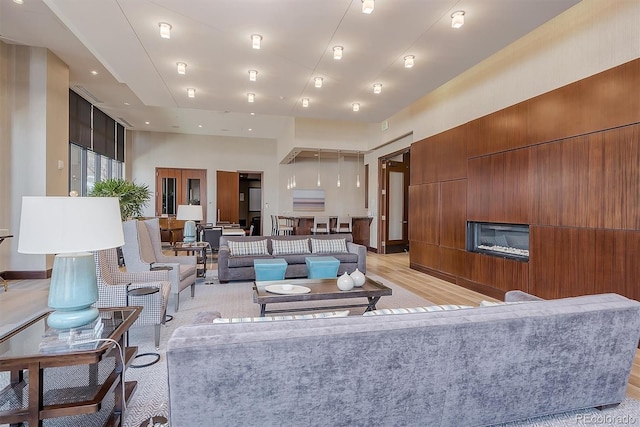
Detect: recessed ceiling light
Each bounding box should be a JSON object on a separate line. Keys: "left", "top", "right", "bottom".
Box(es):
{"left": 451, "top": 11, "right": 465, "bottom": 29}
{"left": 251, "top": 34, "right": 262, "bottom": 49}
{"left": 187, "top": 88, "right": 196, "bottom": 98}
{"left": 250, "top": 112, "right": 256, "bottom": 116}
{"left": 404, "top": 55, "right": 415, "bottom": 68}
{"left": 90, "top": 70, "right": 98, "bottom": 76}
{"left": 247, "top": 93, "right": 255, "bottom": 103}
{"left": 177, "top": 62, "right": 187, "bottom": 75}
{"left": 248, "top": 128, "right": 253, "bottom": 132}
{"left": 352, "top": 103, "right": 360, "bottom": 112}
{"left": 198, "top": 124, "right": 203, "bottom": 128}
{"left": 314, "top": 77, "right": 323, "bottom": 88}
{"left": 302, "top": 98, "right": 309, "bottom": 108}
{"left": 373, "top": 83, "right": 382, "bottom": 94}
{"left": 361, "top": 0, "right": 374, "bottom": 14}
{"left": 13, "top": 0, "right": 24, "bottom": 5}
{"left": 333, "top": 46, "right": 343, "bottom": 60}
{"left": 248, "top": 70, "right": 258, "bottom": 81}
{"left": 159, "top": 22, "right": 172, "bottom": 39}
{"left": 124, "top": 102, "right": 130, "bottom": 106}
{"left": 145, "top": 121, "right": 150, "bottom": 125}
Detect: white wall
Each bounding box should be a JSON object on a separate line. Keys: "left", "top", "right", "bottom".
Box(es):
{"left": 128, "top": 131, "right": 279, "bottom": 234}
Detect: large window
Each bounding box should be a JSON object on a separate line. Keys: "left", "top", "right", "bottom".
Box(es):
{"left": 68, "top": 90, "right": 125, "bottom": 195}
{"left": 70, "top": 144, "right": 123, "bottom": 195}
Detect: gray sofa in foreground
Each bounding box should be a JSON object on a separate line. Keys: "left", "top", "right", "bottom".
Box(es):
{"left": 166, "top": 291, "right": 640, "bottom": 427}
{"left": 217, "top": 233, "right": 366, "bottom": 283}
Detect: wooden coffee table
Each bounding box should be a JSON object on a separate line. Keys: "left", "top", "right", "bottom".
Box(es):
{"left": 253, "top": 276, "right": 392, "bottom": 317}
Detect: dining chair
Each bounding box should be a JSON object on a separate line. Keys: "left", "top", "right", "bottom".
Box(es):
{"left": 311, "top": 216, "right": 330, "bottom": 234}
{"left": 332, "top": 216, "right": 352, "bottom": 233}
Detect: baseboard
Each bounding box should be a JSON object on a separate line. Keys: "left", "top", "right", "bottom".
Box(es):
{"left": 366, "top": 246, "right": 378, "bottom": 253}
{"left": 409, "top": 263, "right": 457, "bottom": 284}
{"left": 2, "top": 269, "right": 52, "bottom": 280}
{"left": 456, "top": 278, "right": 506, "bottom": 300}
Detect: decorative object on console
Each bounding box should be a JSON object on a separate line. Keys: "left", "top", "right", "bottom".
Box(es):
{"left": 337, "top": 272, "right": 354, "bottom": 291}
{"left": 177, "top": 204, "right": 203, "bottom": 243}
{"left": 350, "top": 268, "right": 365, "bottom": 287}
{"left": 18, "top": 196, "right": 124, "bottom": 329}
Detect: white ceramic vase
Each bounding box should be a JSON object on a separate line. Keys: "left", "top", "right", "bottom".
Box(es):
{"left": 350, "top": 268, "right": 366, "bottom": 287}
{"left": 337, "top": 272, "right": 354, "bottom": 291}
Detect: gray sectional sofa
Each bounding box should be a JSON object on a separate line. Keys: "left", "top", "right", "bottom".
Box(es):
{"left": 217, "top": 233, "right": 366, "bottom": 283}
{"left": 166, "top": 291, "right": 640, "bottom": 426}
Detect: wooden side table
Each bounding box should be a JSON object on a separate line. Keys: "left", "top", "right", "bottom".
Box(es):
{"left": 0, "top": 306, "right": 141, "bottom": 426}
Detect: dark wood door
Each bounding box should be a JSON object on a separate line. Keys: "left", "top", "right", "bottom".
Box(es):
{"left": 384, "top": 158, "right": 409, "bottom": 252}
{"left": 156, "top": 168, "right": 207, "bottom": 220}
{"left": 216, "top": 170, "right": 239, "bottom": 224}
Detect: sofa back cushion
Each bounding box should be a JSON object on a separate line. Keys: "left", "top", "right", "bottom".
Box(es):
{"left": 272, "top": 238, "right": 310, "bottom": 256}
{"left": 228, "top": 239, "right": 269, "bottom": 256}
{"left": 310, "top": 238, "right": 347, "bottom": 254}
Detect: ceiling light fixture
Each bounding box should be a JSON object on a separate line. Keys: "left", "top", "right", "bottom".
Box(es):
{"left": 373, "top": 83, "right": 382, "bottom": 94}
{"left": 247, "top": 93, "right": 255, "bottom": 103}
{"left": 177, "top": 62, "right": 187, "bottom": 75}
{"left": 333, "top": 46, "right": 343, "bottom": 60}
{"left": 302, "top": 98, "right": 309, "bottom": 108}
{"left": 90, "top": 70, "right": 98, "bottom": 76}
{"left": 187, "top": 88, "right": 196, "bottom": 98}
{"left": 159, "top": 22, "right": 172, "bottom": 39}
{"left": 451, "top": 11, "right": 465, "bottom": 28}
{"left": 361, "top": 0, "right": 374, "bottom": 14}
{"left": 314, "top": 77, "right": 323, "bottom": 88}
{"left": 404, "top": 55, "right": 415, "bottom": 68}
{"left": 248, "top": 70, "right": 258, "bottom": 81}
{"left": 251, "top": 34, "right": 262, "bottom": 49}
{"left": 352, "top": 103, "right": 360, "bottom": 112}
{"left": 13, "top": 0, "right": 24, "bottom": 4}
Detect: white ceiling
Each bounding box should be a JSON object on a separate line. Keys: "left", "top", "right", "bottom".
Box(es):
{"left": 0, "top": 0, "right": 581, "bottom": 140}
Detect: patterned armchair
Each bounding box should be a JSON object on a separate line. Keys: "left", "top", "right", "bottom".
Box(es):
{"left": 121, "top": 218, "right": 197, "bottom": 311}
{"left": 94, "top": 248, "right": 171, "bottom": 349}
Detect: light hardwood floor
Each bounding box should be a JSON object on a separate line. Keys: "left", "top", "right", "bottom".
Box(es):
{"left": 365, "top": 251, "right": 640, "bottom": 401}
{"left": 2, "top": 251, "right": 640, "bottom": 399}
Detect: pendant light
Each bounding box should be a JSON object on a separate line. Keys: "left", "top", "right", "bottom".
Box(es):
{"left": 317, "top": 151, "right": 321, "bottom": 187}
{"left": 356, "top": 151, "right": 361, "bottom": 188}
{"left": 337, "top": 151, "right": 341, "bottom": 188}
{"left": 292, "top": 155, "right": 297, "bottom": 188}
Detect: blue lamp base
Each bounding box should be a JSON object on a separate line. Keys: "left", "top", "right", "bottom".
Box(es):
{"left": 183, "top": 220, "right": 197, "bottom": 243}
{"left": 47, "top": 252, "right": 100, "bottom": 329}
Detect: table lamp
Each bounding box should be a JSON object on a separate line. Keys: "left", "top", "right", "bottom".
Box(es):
{"left": 176, "top": 204, "right": 203, "bottom": 243}
{"left": 18, "top": 196, "right": 124, "bottom": 329}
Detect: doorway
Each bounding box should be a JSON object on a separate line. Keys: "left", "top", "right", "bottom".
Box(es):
{"left": 216, "top": 170, "right": 263, "bottom": 235}
{"left": 156, "top": 168, "right": 207, "bottom": 220}
{"left": 378, "top": 150, "right": 410, "bottom": 254}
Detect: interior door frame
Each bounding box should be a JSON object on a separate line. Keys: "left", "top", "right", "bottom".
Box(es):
{"left": 155, "top": 167, "right": 207, "bottom": 220}
{"left": 377, "top": 149, "right": 410, "bottom": 254}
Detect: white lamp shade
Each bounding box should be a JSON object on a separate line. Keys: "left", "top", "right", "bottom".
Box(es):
{"left": 176, "top": 204, "right": 203, "bottom": 221}
{"left": 18, "top": 196, "right": 124, "bottom": 254}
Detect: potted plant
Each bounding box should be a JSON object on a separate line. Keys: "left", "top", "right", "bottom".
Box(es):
{"left": 88, "top": 178, "right": 151, "bottom": 221}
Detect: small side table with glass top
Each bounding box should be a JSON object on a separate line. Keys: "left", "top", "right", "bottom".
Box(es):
{"left": 0, "top": 233, "right": 13, "bottom": 292}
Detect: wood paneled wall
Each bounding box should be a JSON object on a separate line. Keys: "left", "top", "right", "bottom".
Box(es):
{"left": 409, "top": 58, "right": 640, "bottom": 300}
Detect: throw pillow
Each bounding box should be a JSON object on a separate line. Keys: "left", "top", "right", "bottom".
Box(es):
{"left": 212, "top": 310, "right": 350, "bottom": 323}
{"left": 362, "top": 304, "right": 472, "bottom": 316}
{"left": 228, "top": 239, "right": 269, "bottom": 256}
{"left": 310, "top": 238, "right": 348, "bottom": 254}
{"left": 272, "top": 238, "right": 310, "bottom": 256}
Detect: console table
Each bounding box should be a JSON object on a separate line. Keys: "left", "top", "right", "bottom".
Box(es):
{"left": 0, "top": 306, "right": 141, "bottom": 426}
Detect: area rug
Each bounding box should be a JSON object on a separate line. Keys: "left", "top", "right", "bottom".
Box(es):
{"left": 122, "top": 272, "right": 640, "bottom": 427}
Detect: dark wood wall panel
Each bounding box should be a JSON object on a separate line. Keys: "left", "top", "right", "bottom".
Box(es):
{"left": 439, "top": 247, "right": 467, "bottom": 277}
{"left": 440, "top": 179, "right": 466, "bottom": 249}
{"left": 410, "top": 241, "right": 440, "bottom": 271}
{"left": 602, "top": 125, "right": 640, "bottom": 230}
{"left": 409, "top": 59, "right": 640, "bottom": 300}
{"left": 437, "top": 127, "right": 468, "bottom": 181}
{"left": 529, "top": 226, "right": 596, "bottom": 299}
{"left": 467, "top": 102, "right": 529, "bottom": 158}
{"left": 595, "top": 229, "right": 640, "bottom": 300}
{"left": 408, "top": 183, "right": 439, "bottom": 245}
{"left": 466, "top": 253, "right": 528, "bottom": 292}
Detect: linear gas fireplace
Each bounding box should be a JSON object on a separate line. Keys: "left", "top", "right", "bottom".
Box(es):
{"left": 467, "top": 221, "right": 529, "bottom": 261}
